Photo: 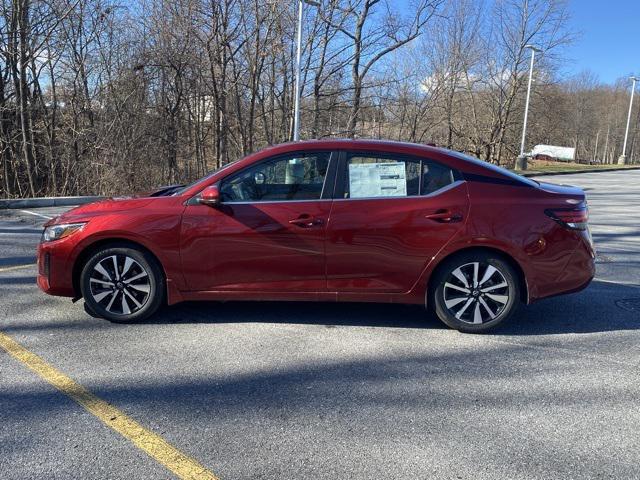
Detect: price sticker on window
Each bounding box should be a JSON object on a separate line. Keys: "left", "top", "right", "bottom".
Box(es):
{"left": 349, "top": 162, "right": 407, "bottom": 198}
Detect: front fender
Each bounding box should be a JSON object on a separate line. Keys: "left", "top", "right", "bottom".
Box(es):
{"left": 68, "top": 208, "right": 186, "bottom": 296}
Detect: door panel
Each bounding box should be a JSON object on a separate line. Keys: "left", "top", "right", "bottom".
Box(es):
{"left": 180, "top": 201, "right": 330, "bottom": 291}
{"left": 180, "top": 151, "right": 335, "bottom": 292}
{"left": 326, "top": 151, "right": 469, "bottom": 293}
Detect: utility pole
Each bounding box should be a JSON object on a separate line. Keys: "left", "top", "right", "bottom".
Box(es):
{"left": 516, "top": 45, "right": 542, "bottom": 170}
{"left": 604, "top": 123, "right": 610, "bottom": 164}
{"left": 293, "top": 0, "right": 320, "bottom": 141}
{"left": 618, "top": 76, "right": 638, "bottom": 165}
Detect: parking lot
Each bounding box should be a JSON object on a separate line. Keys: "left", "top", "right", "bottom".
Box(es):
{"left": 1, "top": 170, "right": 639, "bottom": 479}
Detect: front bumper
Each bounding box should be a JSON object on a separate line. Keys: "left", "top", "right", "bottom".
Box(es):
{"left": 36, "top": 241, "right": 75, "bottom": 297}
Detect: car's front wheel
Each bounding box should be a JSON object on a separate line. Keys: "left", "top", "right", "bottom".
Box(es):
{"left": 431, "top": 252, "right": 520, "bottom": 333}
{"left": 80, "top": 244, "right": 165, "bottom": 323}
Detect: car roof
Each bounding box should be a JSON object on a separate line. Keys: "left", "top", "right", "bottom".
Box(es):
{"left": 248, "top": 139, "right": 491, "bottom": 175}
{"left": 180, "top": 139, "right": 536, "bottom": 197}
{"left": 267, "top": 139, "right": 537, "bottom": 187}
{"left": 255, "top": 138, "right": 444, "bottom": 157}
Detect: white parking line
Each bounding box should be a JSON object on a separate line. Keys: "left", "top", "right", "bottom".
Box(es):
{"left": 20, "top": 210, "right": 53, "bottom": 220}
{"left": 0, "top": 264, "right": 35, "bottom": 273}
{"left": 594, "top": 277, "right": 640, "bottom": 287}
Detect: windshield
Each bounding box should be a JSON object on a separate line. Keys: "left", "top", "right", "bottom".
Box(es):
{"left": 173, "top": 159, "right": 241, "bottom": 195}
{"left": 447, "top": 151, "right": 539, "bottom": 187}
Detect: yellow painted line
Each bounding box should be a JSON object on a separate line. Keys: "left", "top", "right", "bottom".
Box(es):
{"left": 0, "top": 264, "right": 35, "bottom": 273}
{"left": 0, "top": 331, "right": 218, "bottom": 480}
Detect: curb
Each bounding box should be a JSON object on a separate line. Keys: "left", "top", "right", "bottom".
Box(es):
{"left": 521, "top": 166, "right": 640, "bottom": 177}
{"left": 0, "top": 196, "right": 104, "bottom": 209}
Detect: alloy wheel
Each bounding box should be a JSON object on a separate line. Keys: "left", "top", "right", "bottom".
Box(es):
{"left": 442, "top": 261, "right": 510, "bottom": 325}
{"left": 88, "top": 254, "right": 151, "bottom": 316}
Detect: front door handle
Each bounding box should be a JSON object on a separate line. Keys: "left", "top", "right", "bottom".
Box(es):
{"left": 425, "top": 210, "right": 463, "bottom": 223}
{"left": 289, "top": 214, "right": 324, "bottom": 228}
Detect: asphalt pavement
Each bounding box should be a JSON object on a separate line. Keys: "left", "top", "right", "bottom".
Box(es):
{"left": 1, "top": 171, "right": 639, "bottom": 479}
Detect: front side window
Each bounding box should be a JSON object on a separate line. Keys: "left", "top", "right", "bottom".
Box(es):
{"left": 220, "top": 152, "right": 330, "bottom": 202}
{"left": 344, "top": 154, "right": 457, "bottom": 199}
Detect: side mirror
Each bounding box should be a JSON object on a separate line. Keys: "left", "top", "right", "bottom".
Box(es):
{"left": 198, "top": 185, "right": 221, "bottom": 207}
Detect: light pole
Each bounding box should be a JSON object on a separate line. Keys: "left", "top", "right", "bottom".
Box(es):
{"left": 293, "top": 0, "right": 319, "bottom": 142}
{"left": 517, "top": 45, "right": 542, "bottom": 170}
{"left": 618, "top": 76, "right": 638, "bottom": 165}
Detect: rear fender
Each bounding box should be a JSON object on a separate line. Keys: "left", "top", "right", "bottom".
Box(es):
{"left": 408, "top": 237, "right": 535, "bottom": 305}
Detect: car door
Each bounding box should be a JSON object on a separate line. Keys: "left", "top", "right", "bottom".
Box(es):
{"left": 180, "top": 151, "right": 335, "bottom": 292}
{"left": 326, "top": 151, "right": 469, "bottom": 293}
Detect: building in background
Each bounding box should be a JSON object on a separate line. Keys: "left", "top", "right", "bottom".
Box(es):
{"left": 530, "top": 145, "right": 576, "bottom": 162}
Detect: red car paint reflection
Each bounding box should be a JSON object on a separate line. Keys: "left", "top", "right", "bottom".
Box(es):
{"left": 37, "top": 140, "right": 594, "bottom": 331}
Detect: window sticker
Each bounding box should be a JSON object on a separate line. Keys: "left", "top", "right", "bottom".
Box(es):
{"left": 348, "top": 162, "right": 407, "bottom": 198}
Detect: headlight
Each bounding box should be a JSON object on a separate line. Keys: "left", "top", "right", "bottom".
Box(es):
{"left": 42, "top": 223, "right": 86, "bottom": 242}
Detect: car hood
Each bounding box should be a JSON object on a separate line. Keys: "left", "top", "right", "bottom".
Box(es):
{"left": 46, "top": 197, "right": 155, "bottom": 226}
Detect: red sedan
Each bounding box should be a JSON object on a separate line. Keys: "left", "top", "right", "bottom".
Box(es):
{"left": 37, "top": 140, "right": 595, "bottom": 332}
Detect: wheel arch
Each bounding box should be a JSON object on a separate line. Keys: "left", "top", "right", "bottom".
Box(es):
{"left": 72, "top": 238, "right": 167, "bottom": 299}
{"left": 426, "top": 246, "right": 530, "bottom": 305}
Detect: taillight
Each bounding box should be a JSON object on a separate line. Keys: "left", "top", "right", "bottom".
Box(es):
{"left": 545, "top": 202, "right": 589, "bottom": 231}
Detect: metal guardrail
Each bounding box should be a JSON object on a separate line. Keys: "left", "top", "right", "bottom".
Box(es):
{"left": 0, "top": 196, "right": 104, "bottom": 209}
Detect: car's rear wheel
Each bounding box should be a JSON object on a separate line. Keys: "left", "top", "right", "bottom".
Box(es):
{"left": 80, "top": 245, "right": 164, "bottom": 323}
{"left": 431, "top": 252, "right": 520, "bottom": 333}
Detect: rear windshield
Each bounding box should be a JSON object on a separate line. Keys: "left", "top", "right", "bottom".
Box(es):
{"left": 447, "top": 151, "right": 538, "bottom": 187}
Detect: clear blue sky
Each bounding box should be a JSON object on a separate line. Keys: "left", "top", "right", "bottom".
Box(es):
{"left": 392, "top": 0, "right": 638, "bottom": 84}
{"left": 564, "top": 0, "right": 639, "bottom": 83}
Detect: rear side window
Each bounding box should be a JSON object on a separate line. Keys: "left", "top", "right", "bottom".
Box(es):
{"left": 220, "top": 152, "right": 330, "bottom": 202}
{"left": 423, "top": 161, "right": 457, "bottom": 194}
{"left": 343, "top": 154, "right": 457, "bottom": 199}
{"left": 447, "top": 150, "right": 538, "bottom": 187}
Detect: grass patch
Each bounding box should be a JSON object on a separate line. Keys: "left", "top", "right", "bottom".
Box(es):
{"left": 512, "top": 159, "right": 640, "bottom": 175}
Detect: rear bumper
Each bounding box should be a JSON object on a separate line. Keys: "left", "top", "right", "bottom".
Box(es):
{"left": 530, "top": 229, "right": 595, "bottom": 302}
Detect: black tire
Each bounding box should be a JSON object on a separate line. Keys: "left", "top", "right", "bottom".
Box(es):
{"left": 83, "top": 301, "right": 100, "bottom": 318}
{"left": 430, "top": 251, "right": 520, "bottom": 333}
{"left": 80, "top": 244, "right": 165, "bottom": 323}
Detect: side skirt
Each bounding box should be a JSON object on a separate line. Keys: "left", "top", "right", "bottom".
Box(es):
{"left": 177, "top": 290, "right": 424, "bottom": 305}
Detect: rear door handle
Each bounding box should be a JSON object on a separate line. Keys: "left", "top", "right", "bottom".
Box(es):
{"left": 425, "top": 210, "right": 463, "bottom": 223}
{"left": 288, "top": 215, "right": 324, "bottom": 228}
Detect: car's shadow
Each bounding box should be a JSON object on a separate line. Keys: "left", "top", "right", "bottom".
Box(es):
{"left": 152, "top": 298, "right": 439, "bottom": 330}
{"left": 147, "top": 279, "right": 640, "bottom": 336}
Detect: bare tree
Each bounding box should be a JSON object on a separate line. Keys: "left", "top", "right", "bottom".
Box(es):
{"left": 5, "top": 0, "right": 636, "bottom": 199}
{"left": 326, "top": 0, "right": 441, "bottom": 137}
